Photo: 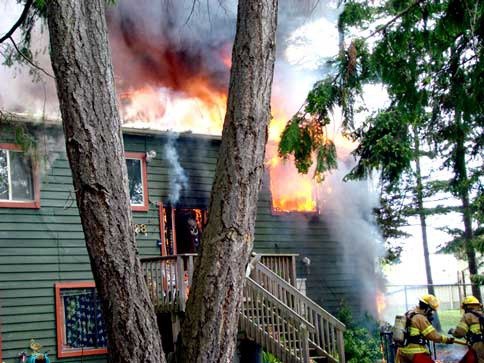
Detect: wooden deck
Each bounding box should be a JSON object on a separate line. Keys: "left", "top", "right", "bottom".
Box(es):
{"left": 140, "top": 254, "right": 345, "bottom": 363}
{"left": 141, "top": 253, "right": 298, "bottom": 313}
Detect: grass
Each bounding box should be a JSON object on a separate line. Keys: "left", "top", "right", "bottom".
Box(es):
{"left": 438, "top": 309, "right": 461, "bottom": 333}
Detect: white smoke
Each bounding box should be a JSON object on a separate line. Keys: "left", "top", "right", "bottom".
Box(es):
{"left": 0, "top": 1, "right": 59, "bottom": 118}
{"left": 164, "top": 133, "right": 188, "bottom": 205}
{"left": 317, "top": 143, "right": 386, "bottom": 314}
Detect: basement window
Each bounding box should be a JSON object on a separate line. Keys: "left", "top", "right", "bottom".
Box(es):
{"left": 125, "top": 152, "right": 149, "bottom": 211}
{"left": 55, "top": 282, "right": 108, "bottom": 358}
{"left": 0, "top": 143, "right": 40, "bottom": 209}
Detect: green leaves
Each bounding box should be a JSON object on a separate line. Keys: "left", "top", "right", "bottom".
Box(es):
{"left": 347, "top": 111, "right": 413, "bottom": 183}
{"left": 315, "top": 141, "right": 337, "bottom": 182}
{"left": 278, "top": 112, "right": 339, "bottom": 181}
{"left": 280, "top": 0, "right": 483, "bottom": 267}
{"left": 33, "top": 0, "right": 46, "bottom": 13}
{"left": 278, "top": 118, "right": 313, "bottom": 174}
{"left": 337, "top": 302, "right": 382, "bottom": 363}
{"left": 305, "top": 78, "right": 339, "bottom": 120}
{"left": 338, "top": 1, "right": 373, "bottom": 32}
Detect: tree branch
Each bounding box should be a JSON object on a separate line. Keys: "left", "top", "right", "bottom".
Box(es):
{"left": 8, "top": 36, "right": 55, "bottom": 79}
{"left": 0, "top": 0, "right": 34, "bottom": 44}
{"left": 364, "top": 0, "right": 425, "bottom": 40}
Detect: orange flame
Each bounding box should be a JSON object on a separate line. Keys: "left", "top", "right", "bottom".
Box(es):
{"left": 121, "top": 80, "right": 226, "bottom": 135}
{"left": 266, "top": 143, "right": 318, "bottom": 213}
{"left": 376, "top": 290, "right": 386, "bottom": 318}
{"left": 118, "top": 56, "right": 356, "bottom": 213}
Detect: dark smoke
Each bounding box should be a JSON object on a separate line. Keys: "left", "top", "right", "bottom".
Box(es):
{"left": 105, "top": 0, "right": 340, "bottom": 99}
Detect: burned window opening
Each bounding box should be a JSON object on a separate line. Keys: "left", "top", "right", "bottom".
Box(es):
{"left": 159, "top": 203, "right": 207, "bottom": 256}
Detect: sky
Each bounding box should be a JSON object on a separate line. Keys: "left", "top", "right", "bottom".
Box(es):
{"left": 0, "top": 0, "right": 468, "bottom": 289}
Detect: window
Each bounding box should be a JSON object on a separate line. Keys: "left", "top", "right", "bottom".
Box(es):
{"left": 125, "top": 152, "right": 148, "bottom": 211}
{"left": 0, "top": 144, "right": 40, "bottom": 208}
{"left": 55, "top": 282, "right": 108, "bottom": 358}
{"left": 266, "top": 143, "right": 318, "bottom": 214}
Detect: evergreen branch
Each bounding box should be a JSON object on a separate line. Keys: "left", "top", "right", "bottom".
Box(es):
{"left": 8, "top": 36, "right": 54, "bottom": 79}
{"left": 0, "top": 0, "right": 34, "bottom": 44}
{"left": 363, "top": 0, "right": 426, "bottom": 40}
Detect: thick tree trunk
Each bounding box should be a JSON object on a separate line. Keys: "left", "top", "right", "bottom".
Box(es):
{"left": 178, "top": 0, "right": 278, "bottom": 362}
{"left": 46, "top": 2, "right": 165, "bottom": 362}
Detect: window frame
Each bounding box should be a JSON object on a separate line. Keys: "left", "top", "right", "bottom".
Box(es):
{"left": 0, "top": 143, "right": 40, "bottom": 209}
{"left": 54, "top": 281, "right": 108, "bottom": 358}
{"left": 125, "top": 152, "right": 149, "bottom": 212}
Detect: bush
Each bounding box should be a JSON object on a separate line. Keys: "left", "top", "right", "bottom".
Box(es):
{"left": 337, "top": 301, "right": 382, "bottom": 363}
{"left": 262, "top": 351, "right": 281, "bottom": 363}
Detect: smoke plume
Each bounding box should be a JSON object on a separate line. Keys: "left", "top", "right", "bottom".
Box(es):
{"left": 0, "top": 3, "right": 59, "bottom": 118}
{"left": 164, "top": 133, "right": 188, "bottom": 205}
{"left": 317, "top": 145, "right": 386, "bottom": 315}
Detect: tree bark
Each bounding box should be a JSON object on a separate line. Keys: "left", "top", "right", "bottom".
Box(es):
{"left": 455, "top": 114, "right": 480, "bottom": 301}
{"left": 413, "top": 128, "right": 435, "bottom": 295}
{"left": 413, "top": 128, "right": 444, "bottom": 330}
{"left": 178, "top": 0, "right": 278, "bottom": 362}
{"left": 46, "top": 2, "right": 165, "bottom": 362}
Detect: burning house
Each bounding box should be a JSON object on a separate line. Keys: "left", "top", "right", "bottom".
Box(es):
{"left": 0, "top": 113, "right": 384, "bottom": 362}
{"left": 0, "top": 1, "right": 386, "bottom": 361}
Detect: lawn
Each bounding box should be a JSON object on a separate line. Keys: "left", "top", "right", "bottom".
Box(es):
{"left": 438, "top": 309, "right": 461, "bottom": 333}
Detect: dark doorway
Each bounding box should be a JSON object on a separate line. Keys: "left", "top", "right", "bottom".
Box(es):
{"left": 159, "top": 204, "right": 206, "bottom": 256}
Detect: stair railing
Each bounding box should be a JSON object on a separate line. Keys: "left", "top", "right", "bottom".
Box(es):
{"left": 241, "top": 278, "right": 314, "bottom": 363}
{"left": 141, "top": 255, "right": 345, "bottom": 363}
{"left": 251, "top": 262, "right": 346, "bottom": 363}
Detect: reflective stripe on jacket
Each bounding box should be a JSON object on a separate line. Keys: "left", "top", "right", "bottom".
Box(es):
{"left": 399, "top": 308, "right": 449, "bottom": 355}
{"left": 454, "top": 310, "right": 483, "bottom": 339}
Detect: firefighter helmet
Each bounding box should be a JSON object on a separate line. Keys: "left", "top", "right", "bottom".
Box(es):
{"left": 419, "top": 294, "right": 440, "bottom": 310}
{"left": 461, "top": 296, "right": 481, "bottom": 309}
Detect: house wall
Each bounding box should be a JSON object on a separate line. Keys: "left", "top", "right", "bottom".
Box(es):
{"left": 0, "top": 122, "right": 363, "bottom": 362}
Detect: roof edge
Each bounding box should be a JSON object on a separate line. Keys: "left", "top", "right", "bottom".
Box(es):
{"left": 0, "top": 111, "right": 222, "bottom": 141}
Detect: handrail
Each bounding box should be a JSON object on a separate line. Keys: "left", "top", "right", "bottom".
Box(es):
{"left": 252, "top": 261, "right": 346, "bottom": 363}
{"left": 140, "top": 255, "right": 178, "bottom": 262}
{"left": 246, "top": 278, "right": 315, "bottom": 331}
{"left": 256, "top": 253, "right": 299, "bottom": 257}
{"left": 242, "top": 278, "right": 312, "bottom": 362}
{"left": 140, "top": 254, "right": 197, "bottom": 262}
{"left": 259, "top": 254, "right": 298, "bottom": 286}
{"left": 140, "top": 254, "right": 196, "bottom": 312}
{"left": 140, "top": 254, "right": 345, "bottom": 363}
{"left": 255, "top": 263, "right": 345, "bottom": 330}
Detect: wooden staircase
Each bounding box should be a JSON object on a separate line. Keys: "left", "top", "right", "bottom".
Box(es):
{"left": 141, "top": 254, "right": 345, "bottom": 363}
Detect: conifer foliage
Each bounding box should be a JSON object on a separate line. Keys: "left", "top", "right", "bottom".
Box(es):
{"left": 280, "top": 0, "right": 483, "bottom": 291}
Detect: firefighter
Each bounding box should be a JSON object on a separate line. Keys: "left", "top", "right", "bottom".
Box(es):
{"left": 396, "top": 294, "right": 454, "bottom": 363}
{"left": 449, "top": 295, "right": 484, "bottom": 362}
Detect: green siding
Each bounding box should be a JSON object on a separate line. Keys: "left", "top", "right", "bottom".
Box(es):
{"left": 1, "top": 124, "right": 360, "bottom": 362}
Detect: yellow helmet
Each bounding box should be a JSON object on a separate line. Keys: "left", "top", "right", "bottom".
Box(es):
{"left": 419, "top": 294, "right": 440, "bottom": 310}
{"left": 462, "top": 296, "right": 481, "bottom": 309}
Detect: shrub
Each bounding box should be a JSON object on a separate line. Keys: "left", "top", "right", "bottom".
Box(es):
{"left": 337, "top": 301, "right": 382, "bottom": 363}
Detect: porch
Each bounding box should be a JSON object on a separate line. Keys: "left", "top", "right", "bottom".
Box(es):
{"left": 140, "top": 253, "right": 345, "bottom": 363}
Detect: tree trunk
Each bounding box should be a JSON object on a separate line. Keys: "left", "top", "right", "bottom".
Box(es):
{"left": 178, "top": 0, "right": 278, "bottom": 362}
{"left": 46, "top": 2, "right": 165, "bottom": 362}
{"left": 413, "top": 128, "right": 435, "bottom": 296}
{"left": 455, "top": 115, "right": 480, "bottom": 301}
